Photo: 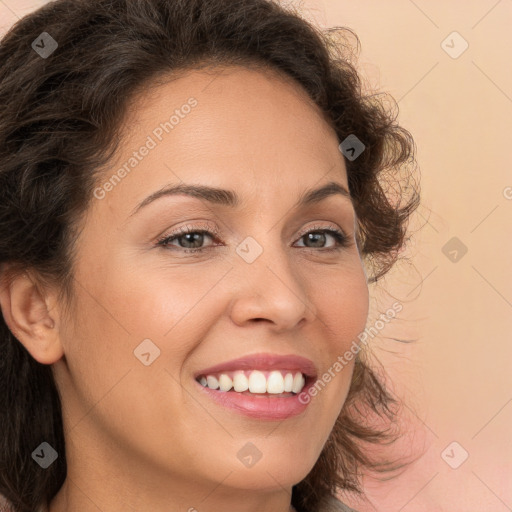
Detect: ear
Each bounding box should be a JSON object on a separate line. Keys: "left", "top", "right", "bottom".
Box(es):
{"left": 0, "top": 267, "right": 64, "bottom": 364}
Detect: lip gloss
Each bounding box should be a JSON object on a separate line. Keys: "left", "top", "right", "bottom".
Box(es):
{"left": 195, "top": 377, "right": 315, "bottom": 420}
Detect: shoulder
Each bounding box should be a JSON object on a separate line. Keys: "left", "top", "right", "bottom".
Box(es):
{"left": 318, "top": 494, "right": 360, "bottom": 512}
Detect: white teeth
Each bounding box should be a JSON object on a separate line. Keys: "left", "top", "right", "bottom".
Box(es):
{"left": 206, "top": 375, "right": 219, "bottom": 390}
{"left": 198, "top": 370, "right": 306, "bottom": 394}
{"left": 232, "top": 371, "right": 249, "bottom": 392}
{"left": 218, "top": 374, "right": 233, "bottom": 392}
{"left": 283, "top": 373, "right": 294, "bottom": 392}
{"left": 248, "top": 370, "right": 267, "bottom": 393}
{"left": 266, "top": 370, "right": 285, "bottom": 394}
{"left": 292, "top": 372, "right": 305, "bottom": 394}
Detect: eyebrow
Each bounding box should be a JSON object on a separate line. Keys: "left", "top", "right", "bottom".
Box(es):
{"left": 129, "top": 180, "right": 352, "bottom": 218}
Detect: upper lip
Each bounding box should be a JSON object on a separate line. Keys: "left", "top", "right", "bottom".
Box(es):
{"left": 194, "top": 352, "right": 318, "bottom": 379}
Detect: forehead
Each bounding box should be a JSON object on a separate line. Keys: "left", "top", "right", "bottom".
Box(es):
{"left": 120, "top": 64, "right": 339, "bottom": 163}
{"left": 93, "top": 65, "right": 347, "bottom": 222}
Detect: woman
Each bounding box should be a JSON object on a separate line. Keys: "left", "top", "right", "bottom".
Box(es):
{"left": 0, "top": 0, "right": 419, "bottom": 511}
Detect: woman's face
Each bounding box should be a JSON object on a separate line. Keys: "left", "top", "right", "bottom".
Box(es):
{"left": 52, "top": 66, "right": 369, "bottom": 509}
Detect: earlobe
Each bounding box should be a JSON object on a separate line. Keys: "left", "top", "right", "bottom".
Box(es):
{"left": 0, "top": 269, "right": 63, "bottom": 365}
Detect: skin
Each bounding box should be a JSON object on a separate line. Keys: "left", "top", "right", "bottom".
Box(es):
{"left": 0, "top": 65, "right": 369, "bottom": 512}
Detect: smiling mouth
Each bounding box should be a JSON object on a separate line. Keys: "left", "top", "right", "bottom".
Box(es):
{"left": 195, "top": 369, "right": 308, "bottom": 396}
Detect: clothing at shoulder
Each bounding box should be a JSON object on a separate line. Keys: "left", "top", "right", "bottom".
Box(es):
{"left": 318, "top": 494, "right": 359, "bottom": 512}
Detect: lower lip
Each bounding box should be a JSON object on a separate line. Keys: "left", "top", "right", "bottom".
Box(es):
{"left": 194, "top": 378, "right": 315, "bottom": 420}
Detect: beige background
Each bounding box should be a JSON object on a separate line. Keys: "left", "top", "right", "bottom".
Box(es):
{"left": 1, "top": 0, "right": 511, "bottom": 510}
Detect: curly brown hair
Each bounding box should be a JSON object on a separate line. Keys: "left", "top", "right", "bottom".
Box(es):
{"left": 0, "top": 0, "right": 420, "bottom": 511}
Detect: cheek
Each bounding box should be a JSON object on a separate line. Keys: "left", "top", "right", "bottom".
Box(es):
{"left": 303, "top": 266, "right": 369, "bottom": 410}
{"left": 59, "top": 267, "right": 218, "bottom": 456}
{"left": 118, "top": 263, "right": 230, "bottom": 341}
{"left": 310, "top": 265, "right": 369, "bottom": 347}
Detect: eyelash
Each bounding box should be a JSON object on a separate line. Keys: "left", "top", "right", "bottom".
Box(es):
{"left": 156, "top": 223, "right": 351, "bottom": 254}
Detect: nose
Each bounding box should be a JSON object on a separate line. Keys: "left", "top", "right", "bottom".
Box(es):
{"left": 228, "top": 240, "right": 318, "bottom": 332}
